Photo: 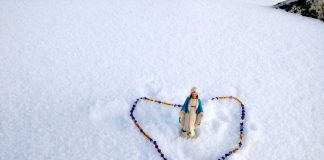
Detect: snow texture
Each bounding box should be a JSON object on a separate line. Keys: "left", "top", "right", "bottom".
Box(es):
{"left": 0, "top": 0, "right": 324, "bottom": 160}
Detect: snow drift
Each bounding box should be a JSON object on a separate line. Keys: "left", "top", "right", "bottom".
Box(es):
{"left": 1, "top": 0, "right": 324, "bottom": 160}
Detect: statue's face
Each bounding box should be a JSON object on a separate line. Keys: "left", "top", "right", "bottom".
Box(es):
{"left": 191, "top": 91, "right": 198, "bottom": 98}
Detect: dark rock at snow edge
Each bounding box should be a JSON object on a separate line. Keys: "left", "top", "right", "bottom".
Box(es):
{"left": 273, "top": 0, "right": 324, "bottom": 22}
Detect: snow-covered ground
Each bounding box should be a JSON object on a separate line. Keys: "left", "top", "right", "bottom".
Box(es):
{"left": 1, "top": 0, "right": 323, "bottom": 159}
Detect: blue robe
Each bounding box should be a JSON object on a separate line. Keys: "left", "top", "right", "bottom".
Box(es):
{"left": 180, "top": 96, "right": 203, "bottom": 114}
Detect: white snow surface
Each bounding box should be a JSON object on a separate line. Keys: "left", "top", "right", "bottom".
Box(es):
{"left": 1, "top": 0, "right": 324, "bottom": 160}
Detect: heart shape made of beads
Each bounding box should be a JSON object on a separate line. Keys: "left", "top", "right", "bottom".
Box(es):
{"left": 129, "top": 96, "right": 246, "bottom": 160}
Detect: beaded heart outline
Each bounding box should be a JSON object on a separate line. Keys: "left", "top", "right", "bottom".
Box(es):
{"left": 129, "top": 96, "right": 246, "bottom": 160}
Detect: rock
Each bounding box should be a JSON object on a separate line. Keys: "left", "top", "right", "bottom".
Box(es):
{"left": 273, "top": 0, "right": 324, "bottom": 22}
